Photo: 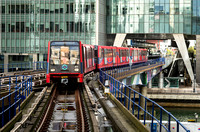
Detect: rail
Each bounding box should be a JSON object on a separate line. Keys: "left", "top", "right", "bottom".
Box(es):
{"left": 0, "top": 75, "right": 32, "bottom": 128}
{"left": 0, "top": 61, "right": 47, "bottom": 73}
{"left": 99, "top": 68, "right": 190, "bottom": 132}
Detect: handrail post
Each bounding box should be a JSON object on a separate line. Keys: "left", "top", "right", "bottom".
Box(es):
{"left": 2, "top": 98, "right": 4, "bottom": 127}
{"left": 144, "top": 98, "right": 147, "bottom": 125}
{"left": 137, "top": 94, "right": 141, "bottom": 119}
{"left": 160, "top": 108, "right": 163, "bottom": 132}
{"left": 151, "top": 103, "right": 154, "bottom": 132}
{"left": 168, "top": 114, "right": 171, "bottom": 132}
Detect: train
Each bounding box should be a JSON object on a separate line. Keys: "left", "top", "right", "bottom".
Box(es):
{"left": 46, "top": 41, "right": 148, "bottom": 84}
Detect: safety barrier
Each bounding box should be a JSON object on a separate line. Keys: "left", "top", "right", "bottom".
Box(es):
{"left": 99, "top": 68, "right": 190, "bottom": 132}
{"left": 0, "top": 61, "right": 47, "bottom": 73}
{"left": 0, "top": 75, "right": 32, "bottom": 128}
{"left": 104, "top": 58, "right": 165, "bottom": 78}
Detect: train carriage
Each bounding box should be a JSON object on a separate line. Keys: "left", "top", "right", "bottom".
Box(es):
{"left": 118, "top": 47, "right": 129, "bottom": 66}
{"left": 46, "top": 41, "right": 83, "bottom": 84}
{"left": 46, "top": 40, "right": 149, "bottom": 84}
{"left": 82, "top": 44, "right": 96, "bottom": 73}
{"left": 97, "top": 46, "right": 117, "bottom": 69}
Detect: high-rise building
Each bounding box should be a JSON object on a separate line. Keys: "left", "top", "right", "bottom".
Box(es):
{"left": 0, "top": 0, "right": 200, "bottom": 62}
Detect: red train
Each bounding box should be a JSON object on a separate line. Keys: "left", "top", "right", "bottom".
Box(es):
{"left": 46, "top": 41, "right": 148, "bottom": 84}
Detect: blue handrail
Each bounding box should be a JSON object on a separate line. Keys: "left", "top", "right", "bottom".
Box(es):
{"left": 99, "top": 66, "right": 190, "bottom": 132}
{"left": 0, "top": 75, "right": 32, "bottom": 128}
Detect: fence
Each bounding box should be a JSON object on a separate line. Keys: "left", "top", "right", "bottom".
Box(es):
{"left": 104, "top": 58, "right": 165, "bottom": 79}
{"left": 0, "top": 61, "right": 47, "bottom": 73}
{"left": 0, "top": 75, "right": 32, "bottom": 128}
{"left": 99, "top": 69, "right": 190, "bottom": 132}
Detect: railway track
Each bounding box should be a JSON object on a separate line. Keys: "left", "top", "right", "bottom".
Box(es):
{"left": 36, "top": 84, "right": 89, "bottom": 132}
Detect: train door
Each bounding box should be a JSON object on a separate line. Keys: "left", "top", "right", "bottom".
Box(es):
{"left": 126, "top": 49, "right": 129, "bottom": 62}
{"left": 84, "top": 47, "right": 87, "bottom": 72}
{"left": 92, "top": 48, "right": 94, "bottom": 67}
{"left": 132, "top": 49, "right": 134, "bottom": 62}
{"left": 137, "top": 49, "right": 140, "bottom": 61}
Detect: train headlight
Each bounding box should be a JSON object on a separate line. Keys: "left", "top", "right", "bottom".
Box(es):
{"left": 51, "top": 69, "right": 55, "bottom": 72}
{"left": 75, "top": 66, "right": 79, "bottom": 71}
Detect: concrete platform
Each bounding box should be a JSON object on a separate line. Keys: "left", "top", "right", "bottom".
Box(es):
{"left": 93, "top": 81, "right": 149, "bottom": 132}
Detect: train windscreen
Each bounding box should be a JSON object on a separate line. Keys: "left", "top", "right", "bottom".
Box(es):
{"left": 50, "top": 42, "right": 80, "bottom": 65}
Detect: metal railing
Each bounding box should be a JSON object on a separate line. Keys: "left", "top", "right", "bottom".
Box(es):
{"left": 99, "top": 69, "right": 190, "bottom": 132}
{"left": 0, "top": 61, "right": 47, "bottom": 73}
{"left": 104, "top": 58, "right": 165, "bottom": 79}
{"left": 0, "top": 75, "right": 32, "bottom": 128}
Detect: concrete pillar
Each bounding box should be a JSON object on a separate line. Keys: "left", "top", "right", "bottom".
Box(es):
{"left": 139, "top": 86, "right": 147, "bottom": 110}
{"left": 159, "top": 71, "right": 164, "bottom": 88}
{"left": 196, "top": 35, "right": 200, "bottom": 85}
{"left": 125, "top": 88, "right": 131, "bottom": 109}
{"left": 33, "top": 54, "right": 38, "bottom": 70}
{"left": 173, "top": 34, "right": 194, "bottom": 82}
{"left": 95, "top": 0, "right": 106, "bottom": 45}
{"left": 139, "top": 85, "right": 147, "bottom": 119}
{"left": 148, "top": 80, "right": 152, "bottom": 88}
{"left": 4, "top": 54, "right": 8, "bottom": 73}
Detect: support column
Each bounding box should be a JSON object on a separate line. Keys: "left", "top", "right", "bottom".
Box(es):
{"left": 113, "top": 34, "right": 127, "bottom": 47}
{"left": 159, "top": 71, "right": 164, "bottom": 88}
{"left": 125, "top": 88, "right": 130, "bottom": 109}
{"left": 95, "top": 0, "right": 106, "bottom": 45}
{"left": 148, "top": 80, "right": 152, "bottom": 88}
{"left": 4, "top": 54, "right": 8, "bottom": 73}
{"left": 139, "top": 85, "right": 147, "bottom": 119}
{"left": 33, "top": 54, "right": 38, "bottom": 70}
{"left": 173, "top": 34, "right": 194, "bottom": 82}
{"left": 196, "top": 35, "right": 200, "bottom": 84}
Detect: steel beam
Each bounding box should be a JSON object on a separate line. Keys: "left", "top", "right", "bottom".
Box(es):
{"left": 173, "top": 34, "right": 194, "bottom": 82}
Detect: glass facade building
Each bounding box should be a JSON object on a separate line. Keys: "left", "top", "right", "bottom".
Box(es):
{"left": 0, "top": 0, "right": 200, "bottom": 57}
{"left": 0, "top": 0, "right": 96, "bottom": 54}
{"left": 107, "top": 0, "right": 200, "bottom": 34}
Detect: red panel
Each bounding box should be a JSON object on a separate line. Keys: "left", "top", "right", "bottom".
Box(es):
{"left": 47, "top": 41, "right": 50, "bottom": 63}
{"left": 46, "top": 74, "right": 50, "bottom": 83}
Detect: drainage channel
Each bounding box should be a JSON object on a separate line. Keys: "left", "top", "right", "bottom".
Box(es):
{"left": 49, "top": 92, "right": 77, "bottom": 132}
{"left": 37, "top": 84, "right": 89, "bottom": 132}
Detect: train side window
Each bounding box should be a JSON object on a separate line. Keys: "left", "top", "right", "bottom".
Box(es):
{"left": 104, "top": 49, "right": 107, "bottom": 64}
{"left": 51, "top": 46, "right": 60, "bottom": 65}
{"left": 126, "top": 49, "right": 129, "bottom": 62}
{"left": 113, "top": 49, "right": 116, "bottom": 64}
{"left": 120, "top": 49, "right": 122, "bottom": 63}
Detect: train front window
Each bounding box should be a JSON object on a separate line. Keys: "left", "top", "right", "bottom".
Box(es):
{"left": 50, "top": 45, "right": 79, "bottom": 65}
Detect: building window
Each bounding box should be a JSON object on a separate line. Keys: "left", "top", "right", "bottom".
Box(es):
{"left": 11, "top": 25, "right": 15, "bottom": 32}
{"left": 30, "top": 24, "right": 34, "bottom": 32}
{"left": 26, "top": 5, "right": 30, "bottom": 13}
{"left": 2, "top": 6, "right": 5, "bottom": 14}
{"left": 55, "top": 24, "right": 59, "bottom": 32}
{"left": 9, "top": 5, "right": 15, "bottom": 13}
{"left": 50, "top": 22, "right": 54, "bottom": 32}
{"left": 2, "top": 24, "right": 5, "bottom": 32}
{"left": 66, "top": 3, "right": 74, "bottom": 13}
{"left": 21, "top": 5, "right": 25, "bottom": 13}
{"left": 85, "top": 5, "right": 90, "bottom": 13}
{"left": 16, "top": 22, "right": 20, "bottom": 32}
{"left": 91, "top": 3, "right": 95, "bottom": 13}
{"left": 40, "top": 24, "right": 44, "bottom": 32}
{"left": 16, "top": 5, "right": 20, "bottom": 13}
